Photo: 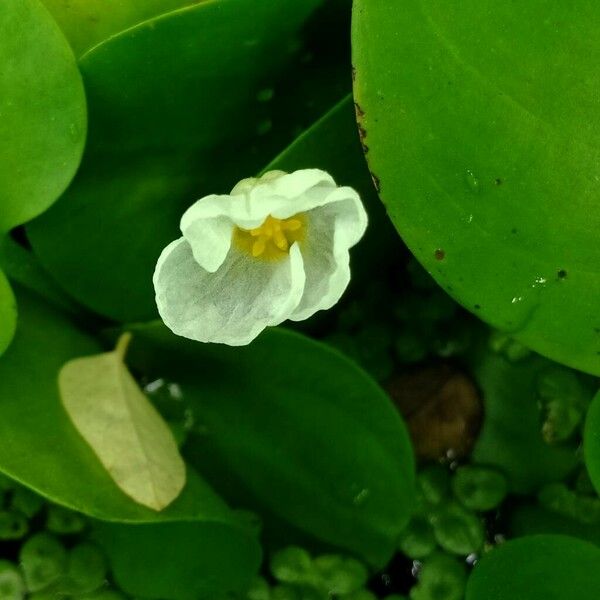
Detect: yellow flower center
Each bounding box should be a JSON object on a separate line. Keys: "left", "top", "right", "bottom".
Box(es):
{"left": 233, "top": 214, "right": 307, "bottom": 260}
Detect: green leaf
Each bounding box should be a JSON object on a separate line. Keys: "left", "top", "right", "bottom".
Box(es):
{"left": 41, "top": 0, "right": 206, "bottom": 57}
{"left": 451, "top": 466, "right": 507, "bottom": 512}
{"left": 0, "top": 560, "right": 25, "bottom": 600}
{"left": 312, "top": 554, "right": 368, "bottom": 595}
{"left": 123, "top": 322, "right": 416, "bottom": 567}
{"left": 465, "top": 535, "right": 600, "bottom": 600}
{"left": 28, "top": 0, "right": 324, "bottom": 322}
{"left": 412, "top": 553, "right": 466, "bottom": 600}
{"left": 0, "top": 0, "right": 86, "bottom": 233}
{"left": 59, "top": 333, "right": 186, "bottom": 511}
{"left": 584, "top": 390, "right": 600, "bottom": 497}
{"left": 352, "top": 1, "right": 600, "bottom": 375}
{"left": 62, "top": 542, "right": 107, "bottom": 595}
{"left": 470, "top": 338, "right": 580, "bottom": 494}
{"left": 92, "top": 520, "right": 260, "bottom": 600}
{"left": 0, "top": 236, "right": 82, "bottom": 317}
{"left": 0, "top": 270, "right": 17, "bottom": 357}
{"left": 20, "top": 533, "right": 67, "bottom": 593}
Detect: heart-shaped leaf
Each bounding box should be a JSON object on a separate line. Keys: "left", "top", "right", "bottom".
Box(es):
{"left": 352, "top": 0, "right": 600, "bottom": 374}
{"left": 59, "top": 333, "right": 186, "bottom": 511}
{"left": 0, "top": 0, "right": 86, "bottom": 233}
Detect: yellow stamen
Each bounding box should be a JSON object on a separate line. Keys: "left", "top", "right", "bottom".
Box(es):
{"left": 252, "top": 238, "right": 266, "bottom": 257}
{"left": 283, "top": 219, "right": 302, "bottom": 231}
{"left": 233, "top": 214, "right": 307, "bottom": 261}
{"left": 273, "top": 230, "right": 289, "bottom": 251}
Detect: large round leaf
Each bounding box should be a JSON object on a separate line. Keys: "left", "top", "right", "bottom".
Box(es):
{"left": 41, "top": 0, "right": 206, "bottom": 56}
{"left": 466, "top": 535, "right": 600, "bottom": 600}
{"left": 584, "top": 390, "right": 600, "bottom": 496}
{"left": 28, "top": 0, "right": 324, "bottom": 322}
{"left": 0, "top": 270, "right": 16, "bottom": 356}
{"left": 352, "top": 1, "right": 600, "bottom": 374}
{"left": 124, "top": 323, "right": 416, "bottom": 567}
{"left": 0, "top": 0, "right": 86, "bottom": 233}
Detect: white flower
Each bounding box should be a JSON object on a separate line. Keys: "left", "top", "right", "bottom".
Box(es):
{"left": 153, "top": 169, "right": 367, "bottom": 346}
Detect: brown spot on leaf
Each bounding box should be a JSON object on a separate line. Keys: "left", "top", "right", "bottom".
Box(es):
{"left": 357, "top": 121, "right": 368, "bottom": 154}
{"left": 387, "top": 364, "right": 483, "bottom": 462}
{"left": 354, "top": 102, "right": 365, "bottom": 119}
{"left": 357, "top": 122, "right": 367, "bottom": 140}
{"left": 370, "top": 172, "right": 381, "bottom": 193}
{"left": 434, "top": 249, "right": 445, "bottom": 261}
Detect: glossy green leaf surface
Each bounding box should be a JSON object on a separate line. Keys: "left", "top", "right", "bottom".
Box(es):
{"left": 352, "top": 1, "right": 600, "bottom": 374}
{"left": 584, "top": 390, "right": 600, "bottom": 496}
{"left": 0, "top": 270, "right": 17, "bottom": 357}
{"left": 41, "top": 0, "right": 205, "bottom": 56}
{"left": 28, "top": 0, "right": 323, "bottom": 322}
{"left": 466, "top": 535, "right": 600, "bottom": 600}
{"left": 469, "top": 339, "right": 579, "bottom": 494}
{"left": 0, "top": 0, "right": 86, "bottom": 233}
{"left": 92, "top": 520, "right": 260, "bottom": 600}
{"left": 124, "top": 323, "right": 416, "bottom": 566}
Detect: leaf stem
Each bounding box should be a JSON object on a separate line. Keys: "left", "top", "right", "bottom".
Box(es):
{"left": 115, "top": 332, "right": 133, "bottom": 361}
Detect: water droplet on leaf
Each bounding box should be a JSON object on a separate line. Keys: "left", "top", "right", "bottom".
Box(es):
{"left": 465, "top": 170, "right": 480, "bottom": 193}
{"left": 353, "top": 488, "right": 371, "bottom": 507}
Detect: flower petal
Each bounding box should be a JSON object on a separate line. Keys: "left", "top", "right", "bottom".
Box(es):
{"left": 247, "top": 169, "right": 336, "bottom": 206}
{"left": 229, "top": 170, "right": 287, "bottom": 195}
{"left": 153, "top": 238, "right": 305, "bottom": 345}
{"left": 290, "top": 187, "right": 368, "bottom": 321}
{"left": 179, "top": 169, "right": 339, "bottom": 233}
{"left": 182, "top": 215, "right": 233, "bottom": 273}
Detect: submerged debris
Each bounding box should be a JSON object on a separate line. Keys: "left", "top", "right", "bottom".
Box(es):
{"left": 387, "top": 364, "right": 483, "bottom": 462}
